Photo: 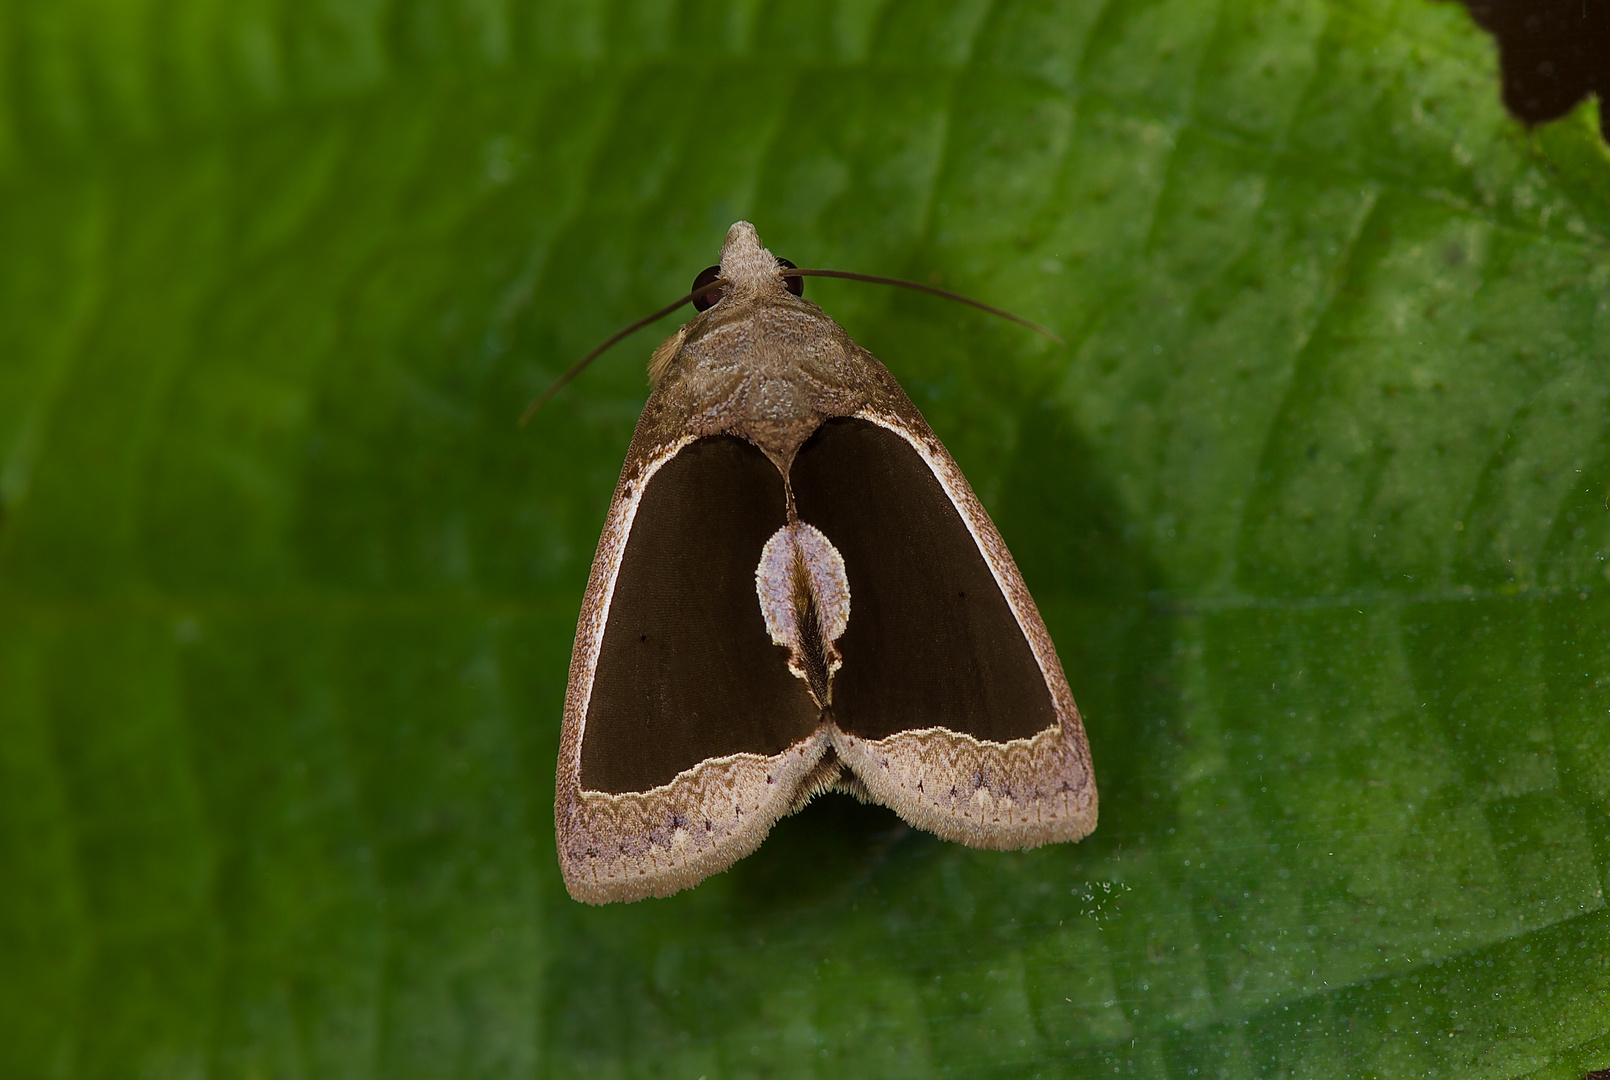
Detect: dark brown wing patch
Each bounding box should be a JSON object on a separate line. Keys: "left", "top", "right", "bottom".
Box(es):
{"left": 580, "top": 436, "right": 820, "bottom": 793}
{"left": 791, "top": 418, "right": 1057, "bottom": 743}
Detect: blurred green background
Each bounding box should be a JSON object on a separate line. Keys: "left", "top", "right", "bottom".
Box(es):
{"left": 2, "top": 0, "right": 1608, "bottom": 1076}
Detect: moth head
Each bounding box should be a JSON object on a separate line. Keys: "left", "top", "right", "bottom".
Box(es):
{"left": 649, "top": 223, "right": 806, "bottom": 384}
{"left": 520, "top": 222, "right": 1056, "bottom": 424}
{"left": 688, "top": 221, "right": 805, "bottom": 314}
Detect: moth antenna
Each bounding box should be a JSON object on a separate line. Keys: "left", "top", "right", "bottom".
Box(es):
{"left": 781, "top": 268, "right": 1064, "bottom": 345}
{"left": 522, "top": 264, "right": 1062, "bottom": 426}
{"left": 518, "top": 278, "right": 727, "bottom": 425}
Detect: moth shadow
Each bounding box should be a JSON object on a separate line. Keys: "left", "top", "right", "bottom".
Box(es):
{"left": 992, "top": 395, "right": 1178, "bottom": 853}
{"left": 728, "top": 792, "right": 927, "bottom": 910}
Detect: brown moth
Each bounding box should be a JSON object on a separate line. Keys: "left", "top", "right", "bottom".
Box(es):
{"left": 555, "top": 222, "right": 1097, "bottom": 904}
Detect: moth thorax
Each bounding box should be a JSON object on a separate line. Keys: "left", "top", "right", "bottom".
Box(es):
{"left": 755, "top": 522, "right": 850, "bottom": 707}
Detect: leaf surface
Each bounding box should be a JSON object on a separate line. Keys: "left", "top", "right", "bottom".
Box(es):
{"left": 1, "top": 1, "right": 1607, "bottom": 1077}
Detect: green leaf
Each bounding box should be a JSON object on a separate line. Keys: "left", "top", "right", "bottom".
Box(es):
{"left": 1, "top": 0, "right": 1607, "bottom": 1077}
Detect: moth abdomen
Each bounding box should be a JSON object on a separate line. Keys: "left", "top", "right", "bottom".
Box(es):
{"left": 789, "top": 548, "right": 831, "bottom": 705}
{"left": 755, "top": 518, "right": 850, "bottom": 707}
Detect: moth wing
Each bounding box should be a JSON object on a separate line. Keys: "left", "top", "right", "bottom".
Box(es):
{"left": 556, "top": 435, "right": 826, "bottom": 904}
{"left": 790, "top": 415, "right": 1097, "bottom": 849}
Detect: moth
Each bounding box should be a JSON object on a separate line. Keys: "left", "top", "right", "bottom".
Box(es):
{"left": 553, "top": 223, "right": 1097, "bottom": 904}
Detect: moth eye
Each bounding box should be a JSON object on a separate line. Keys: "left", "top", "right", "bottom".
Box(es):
{"left": 691, "top": 265, "right": 723, "bottom": 312}
{"left": 777, "top": 257, "right": 805, "bottom": 299}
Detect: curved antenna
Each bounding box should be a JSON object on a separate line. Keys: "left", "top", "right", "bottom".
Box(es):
{"left": 782, "top": 268, "right": 1064, "bottom": 345}
{"left": 520, "top": 265, "right": 1063, "bottom": 424}
{"left": 518, "top": 279, "right": 725, "bottom": 426}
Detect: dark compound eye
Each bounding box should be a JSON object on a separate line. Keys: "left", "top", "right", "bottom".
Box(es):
{"left": 691, "top": 265, "right": 723, "bottom": 312}
{"left": 778, "top": 257, "right": 804, "bottom": 299}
